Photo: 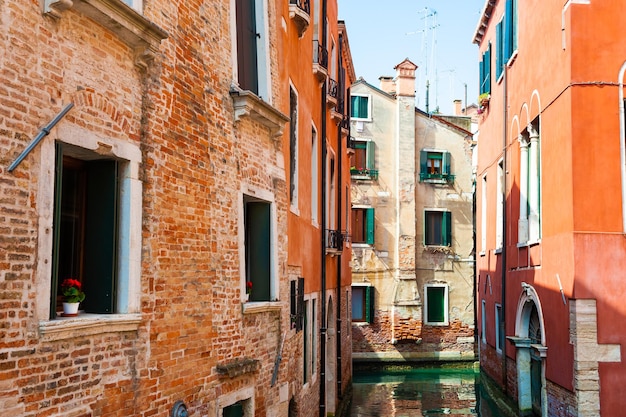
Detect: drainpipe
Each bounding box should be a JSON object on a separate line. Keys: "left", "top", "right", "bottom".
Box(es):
{"left": 319, "top": 3, "right": 328, "bottom": 417}
{"left": 501, "top": 63, "right": 508, "bottom": 394}
{"left": 618, "top": 62, "right": 626, "bottom": 232}
{"left": 335, "top": 31, "right": 344, "bottom": 402}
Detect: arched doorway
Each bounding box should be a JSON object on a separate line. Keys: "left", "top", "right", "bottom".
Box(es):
{"left": 326, "top": 295, "right": 336, "bottom": 415}
{"left": 510, "top": 283, "right": 547, "bottom": 417}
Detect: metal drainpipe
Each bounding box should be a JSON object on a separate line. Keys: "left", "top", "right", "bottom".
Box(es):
{"left": 335, "top": 32, "right": 344, "bottom": 402}
{"left": 319, "top": 2, "right": 328, "bottom": 415}
{"left": 501, "top": 64, "right": 508, "bottom": 394}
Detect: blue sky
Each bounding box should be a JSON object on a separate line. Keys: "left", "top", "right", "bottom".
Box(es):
{"left": 338, "top": 0, "right": 485, "bottom": 115}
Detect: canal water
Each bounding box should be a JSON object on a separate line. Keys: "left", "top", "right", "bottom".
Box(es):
{"left": 348, "top": 364, "right": 515, "bottom": 417}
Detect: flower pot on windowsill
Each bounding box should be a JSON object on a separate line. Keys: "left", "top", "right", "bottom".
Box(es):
{"left": 62, "top": 302, "right": 80, "bottom": 317}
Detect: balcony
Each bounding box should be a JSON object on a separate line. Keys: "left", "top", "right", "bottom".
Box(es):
{"left": 327, "top": 78, "right": 338, "bottom": 109}
{"left": 289, "top": 0, "right": 310, "bottom": 37}
{"left": 313, "top": 40, "right": 328, "bottom": 82}
{"left": 325, "top": 229, "right": 345, "bottom": 254}
{"left": 419, "top": 172, "right": 455, "bottom": 184}
{"left": 350, "top": 168, "right": 379, "bottom": 181}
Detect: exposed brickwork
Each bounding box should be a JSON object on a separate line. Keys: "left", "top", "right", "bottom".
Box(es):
{"left": 0, "top": 0, "right": 352, "bottom": 416}
{"left": 353, "top": 310, "right": 474, "bottom": 356}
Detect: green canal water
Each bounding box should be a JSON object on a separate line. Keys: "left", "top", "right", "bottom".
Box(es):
{"left": 348, "top": 364, "right": 515, "bottom": 417}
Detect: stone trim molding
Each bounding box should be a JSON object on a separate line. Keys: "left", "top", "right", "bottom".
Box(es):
{"left": 570, "top": 299, "right": 621, "bottom": 416}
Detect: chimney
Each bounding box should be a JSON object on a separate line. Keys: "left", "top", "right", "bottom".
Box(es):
{"left": 453, "top": 99, "right": 462, "bottom": 115}
{"left": 394, "top": 58, "right": 418, "bottom": 97}
{"left": 379, "top": 76, "right": 395, "bottom": 94}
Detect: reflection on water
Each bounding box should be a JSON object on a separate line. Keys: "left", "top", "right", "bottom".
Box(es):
{"left": 349, "top": 365, "right": 508, "bottom": 417}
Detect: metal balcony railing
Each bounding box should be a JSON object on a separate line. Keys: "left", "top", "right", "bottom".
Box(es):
{"left": 419, "top": 172, "right": 456, "bottom": 183}
{"left": 347, "top": 134, "right": 356, "bottom": 149}
{"left": 325, "top": 229, "right": 344, "bottom": 251}
{"left": 313, "top": 40, "right": 328, "bottom": 70}
{"left": 327, "top": 78, "right": 338, "bottom": 100}
{"left": 350, "top": 168, "right": 379, "bottom": 180}
{"left": 289, "top": 0, "right": 310, "bottom": 15}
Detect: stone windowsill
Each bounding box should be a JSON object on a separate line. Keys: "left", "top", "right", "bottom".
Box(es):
{"left": 44, "top": 0, "right": 168, "bottom": 69}
{"left": 39, "top": 313, "right": 142, "bottom": 342}
{"left": 230, "top": 88, "right": 290, "bottom": 139}
{"left": 242, "top": 301, "right": 282, "bottom": 315}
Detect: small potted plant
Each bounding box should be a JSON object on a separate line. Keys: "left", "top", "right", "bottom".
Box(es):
{"left": 245, "top": 281, "right": 253, "bottom": 301}
{"left": 61, "top": 278, "right": 85, "bottom": 316}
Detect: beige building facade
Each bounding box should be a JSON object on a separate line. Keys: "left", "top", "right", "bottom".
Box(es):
{"left": 350, "top": 59, "right": 475, "bottom": 362}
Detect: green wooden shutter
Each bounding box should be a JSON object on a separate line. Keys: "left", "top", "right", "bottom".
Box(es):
{"left": 365, "top": 286, "right": 375, "bottom": 323}
{"left": 479, "top": 59, "right": 485, "bottom": 95}
{"left": 443, "top": 152, "right": 451, "bottom": 175}
{"left": 366, "top": 141, "right": 375, "bottom": 170}
{"left": 496, "top": 21, "right": 503, "bottom": 79}
{"left": 50, "top": 142, "right": 64, "bottom": 319}
{"left": 486, "top": 43, "right": 492, "bottom": 93}
{"left": 290, "top": 280, "right": 296, "bottom": 326}
{"left": 442, "top": 211, "right": 452, "bottom": 247}
{"left": 504, "top": 0, "right": 513, "bottom": 59}
{"left": 365, "top": 208, "right": 375, "bottom": 245}
{"left": 427, "top": 287, "right": 445, "bottom": 323}
{"left": 82, "top": 160, "right": 118, "bottom": 314}
{"left": 419, "top": 150, "right": 427, "bottom": 177}
{"left": 246, "top": 202, "right": 271, "bottom": 301}
{"left": 297, "top": 277, "right": 304, "bottom": 331}
{"left": 351, "top": 96, "right": 361, "bottom": 118}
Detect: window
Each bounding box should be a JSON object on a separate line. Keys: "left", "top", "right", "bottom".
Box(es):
{"left": 481, "top": 175, "right": 487, "bottom": 253}
{"left": 224, "top": 402, "right": 244, "bottom": 417}
{"left": 289, "top": 86, "right": 298, "bottom": 208}
{"left": 424, "top": 210, "right": 451, "bottom": 246}
{"left": 52, "top": 144, "right": 118, "bottom": 316}
{"left": 425, "top": 284, "right": 448, "bottom": 325}
{"left": 496, "top": 159, "right": 504, "bottom": 249}
{"left": 350, "top": 95, "right": 370, "bottom": 120}
{"left": 290, "top": 278, "right": 304, "bottom": 331}
{"left": 419, "top": 149, "right": 453, "bottom": 183}
{"left": 496, "top": 0, "right": 517, "bottom": 79}
{"left": 351, "top": 207, "right": 374, "bottom": 245}
{"left": 518, "top": 119, "right": 541, "bottom": 244}
{"left": 350, "top": 140, "right": 377, "bottom": 179}
{"left": 481, "top": 299, "right": 487, "bottom": 344}
{"left": 352, "top": 285, "right": 374, "bottom": 323}
{"left": 235, "top": 0, "right": 269, "bottom": 98}
{"left": 479, "top": 42, "right": 492, "bottom": 95}
{"left": 303, "top": 294, "right": 317, "bottom": 385}
{"left": 326, "top": 152, "right": 337, "bottom": 231}
{"left": 121, "top": 0, "right": 142, "bottom": 12}
{"left": 42, "top": 138, "right": 142, "bottom": 323}
{"left": 244, "top": 196, "right": 274, "bottom": 302}
{"left": 303, "top": 298, "right": 309, "bottom": 383}
{"left": 495, "top": 303, "right": 504, "bottom": 353}
{"left": 311, "top": 127, "right": 319, "bottom": 225}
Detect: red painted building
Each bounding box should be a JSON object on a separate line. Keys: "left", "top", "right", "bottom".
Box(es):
{"left": 474, "top": 0, "right": 626, "bottom": 415}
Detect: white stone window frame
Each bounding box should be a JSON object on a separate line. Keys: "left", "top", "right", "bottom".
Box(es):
{"left": 217, "top": 386, "right": 255, "bottom": 417}
{"left": 302, "top": 292, "right": 319, "bottom": 389}
{"left": 240, "top": 185, "right": 281, "bottom": 313}
{"left": 350, "top": 94, "right": 372, "bottom": 122}
{"left": 289, "top": 81, "right": 299, "bottom": 215}
{"left": 495, "top": 303, "right": 503, "bottom": 354}
{"left": 37, "top": 126, "right": 143, "bottom": 341}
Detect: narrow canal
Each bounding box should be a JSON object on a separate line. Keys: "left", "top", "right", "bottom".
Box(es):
{"left": 348, "top": 364, "right": 517, "bottom": 417}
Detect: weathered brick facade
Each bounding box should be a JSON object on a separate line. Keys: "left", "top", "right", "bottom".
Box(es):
{"left": 0, "top": 0, "right": 354, "bottom": 416}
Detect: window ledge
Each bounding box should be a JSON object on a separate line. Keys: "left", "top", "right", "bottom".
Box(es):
{"left": 289, "top": 2, "right": 310, "bottom": 38}
{"left": 495, "top": 247, "right": 502, "bottom": 255}
{"left": 242, "top": 301, "right": 282, "bottom": 315}
{"left": 39, "top": 313, "right": 141, "bottom": 342}
{"left": 44, "top": 0, "right": 168, "bottom": 69}
{"left": 230, "top": 87, "right": 290, "bottom": 139}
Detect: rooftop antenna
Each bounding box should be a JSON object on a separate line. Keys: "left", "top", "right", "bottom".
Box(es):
{"left": 407, "top": 7, "right": 438, "bottom": 112}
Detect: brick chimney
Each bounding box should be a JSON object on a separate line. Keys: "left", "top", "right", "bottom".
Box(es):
{"left": 453, "top": 99, "right": 462, "bottom": 115}
{"left": 394, "top": 58, "right": 418, "bottom": 97}
{"left": 379, "top": 76, "right": 395, "bottom": 95}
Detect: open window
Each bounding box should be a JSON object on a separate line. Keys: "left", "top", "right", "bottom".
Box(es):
{"left": 51, "top": 143, "right": 120, "bottom": 317}
{"left": 350, "top": 140, "right": 377, "bottom": 180}
{"left": 419, "top": 149, "right": 454, "bottom": 183}
{"left": 424, "top": 210, "right": 451, "bottom": 247}
{"left": 244, "top": 196, "right": 273, "bottom": 302}
{"left": 351, "top": 207, "right": 374, "bottom": 245}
